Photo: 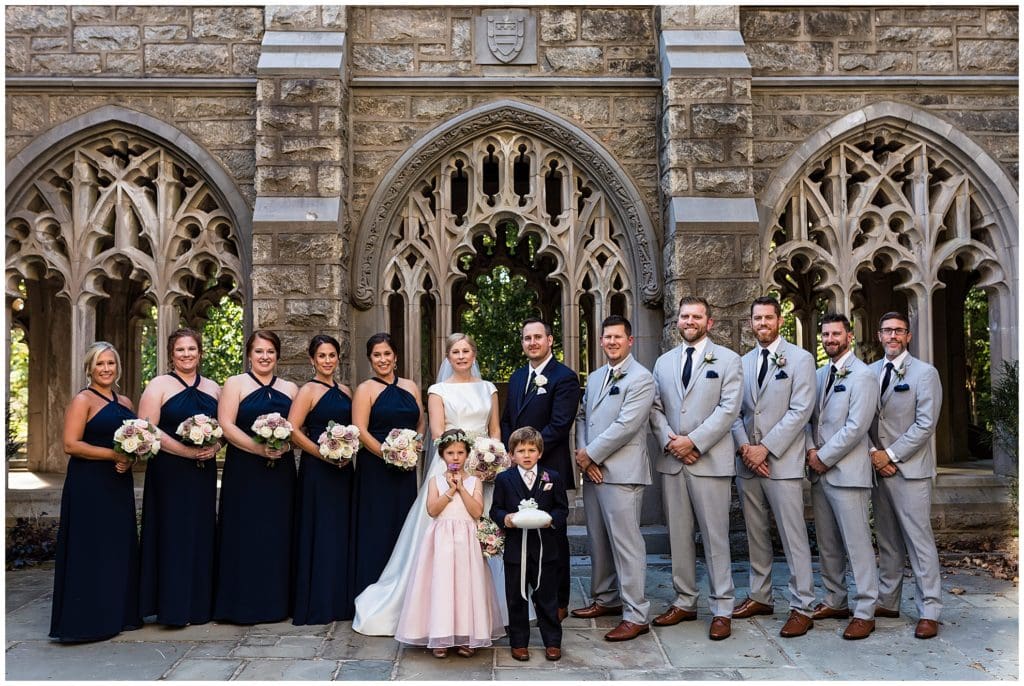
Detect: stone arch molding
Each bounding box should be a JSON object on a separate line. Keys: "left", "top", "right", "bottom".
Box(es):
{"left": 5, "top": 104, "right": 253, "bottom": 371}
{"left": 351, "top": 99, "right": 662, "bottom": 311}
{"left": 758, "top": 100, "right": 1019, "bottom": 363}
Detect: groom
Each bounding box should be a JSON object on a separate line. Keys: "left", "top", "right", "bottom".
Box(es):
{"left": 502, "top": 317, "right": 581, "bottom": 621}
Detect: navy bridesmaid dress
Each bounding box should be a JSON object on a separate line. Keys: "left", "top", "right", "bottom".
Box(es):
{"left": 139, "top": 372, "right": 218, "bottom": 626}
{"left": 213, "top": 372, "right": 296, "bottom": 624}
{"left": 49, "top": 388, "right": 142, "bottom": 641}
{"left": 292, "top": 381, "right": 355, "bottom": 625}
{"left": 352, "top": 377, "right": 420, "bottom": 595}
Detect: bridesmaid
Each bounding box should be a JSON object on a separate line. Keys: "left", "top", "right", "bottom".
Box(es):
{"left": 138, "top": 328, "right": 221, "bottom": 626}
{"left": 214, "top": 330, "right": 298, "bottom": 624}
{"left": 50, "top": 342, "right": 142, "bottom": 641}
{"left": 351, "top": 332, "right": 424, "bottom": 595}
{"left": 288, "top": 334, "right": 356, "bottom": 625}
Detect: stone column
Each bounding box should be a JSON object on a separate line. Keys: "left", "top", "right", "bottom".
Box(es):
{"left": 252, "top": 12, "right": 349, "bottom": 381}
{"left": 658, "top": 6, "right": 760, "bottom": 351}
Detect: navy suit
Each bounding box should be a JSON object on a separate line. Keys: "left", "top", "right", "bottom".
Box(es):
{"left": 501, "top": 359, "right": 580, "bottom": 608}
{"left": 490, "top": 467, "right": 568, "bottom": 650}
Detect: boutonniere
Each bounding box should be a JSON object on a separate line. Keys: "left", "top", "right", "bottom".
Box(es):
{"left": 775, "top": 370, "right": 788, "bottom": 380}
{"left": 704, "top": 352, "right": 717, "bottom": 365}
{"left": 771, "top": 352, "right": 786, "bottom": 368}
{"left": 894, "top": 383, "right": 910, "bottom": 392}
{"left": 540, "top": 471, "right": 550, "bottom": 483}
{"left": 835, "top": 366, "right": 850, "bottom": 380}
{"left": 609, "top": 369, "right": 626, "bottom": 384}
{"left": 894, "top": 365, "right": 906, "bottom": 381}
{"left": 534, "top": 373, "right": 548, "bottom": 388}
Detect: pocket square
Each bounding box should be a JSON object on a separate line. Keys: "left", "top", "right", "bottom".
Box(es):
{"left": 609, "top": 386, "right": 621, "bottom": 395}
{"left": 705, "top": 370, "right": 719, "bottom": 379}
{"left": 833, "top": 384, "right": 846, "bottom": 392}
{"left": 894, "top": 383, "right": 910, "bottom": 392}
{"left": 537, "top": 387, "right": 547, "bottom": 395}
{"left": 543, "top": 483, "right": 553, "bottom": 491}
{"left": 775, "top": 370, "right": 788, "bottom": 380}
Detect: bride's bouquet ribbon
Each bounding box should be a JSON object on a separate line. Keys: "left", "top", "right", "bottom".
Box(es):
{"left": 510, "top": 498, "right": 552, "bottom": 601}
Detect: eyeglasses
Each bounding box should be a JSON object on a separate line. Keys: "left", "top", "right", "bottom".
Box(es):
{"left": 879, "top": 327, "right": 909, "bottom": 336}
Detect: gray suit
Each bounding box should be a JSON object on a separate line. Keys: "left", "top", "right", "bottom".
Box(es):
{"left": 868, "top": 354, "right": 943, "bottom": 620}
{"left": 576, "top": 354, "right": 653, "bottom": 624}
{"left": 651, "top": 340, "right": 742, "bottom": 617}
{"left": 731, "top": 339, "right": 816, "bottom": 615}
{"left": 807, "top": 354, "right": 879, "bottom": 620}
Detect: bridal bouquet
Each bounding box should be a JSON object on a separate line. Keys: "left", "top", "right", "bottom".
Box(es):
{"left": 176, "top": 413, "right": 223, "bottom": 468}
{"left": 381, "top": 428, "right": 422, "bottom": 470}
{"left": 465, "top": 436, "right": 511, "bottom": 482}
{"left": 476, "top": 516, "right": 506, "bottom": 558}
{"left": 251, "top": 412, "right": 293, "bottom": 467}
{"left": 113, "top": 418, "right": 161, "bottom": 462}
{"left": 317, "top": 421, "right": 359, "bottom": 467}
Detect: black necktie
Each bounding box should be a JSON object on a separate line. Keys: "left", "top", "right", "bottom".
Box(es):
{"left": 881, "top": 361, "right": 894, "bottom": 395}
{"left": 825, "top": 364, "right": 837, "bottom": 395}
{"left": 525, "top": 369, "right": 535, "bottom": 398}
{"left": 682, "top": 347, "right": 695, "bottom": 388}
{"left": 757, "top": 348, "right": 770, "bottom": 387}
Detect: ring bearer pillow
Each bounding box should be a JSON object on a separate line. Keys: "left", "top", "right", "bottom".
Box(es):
{"left": 511, "top": 499, "right": 552, "bottom": 600}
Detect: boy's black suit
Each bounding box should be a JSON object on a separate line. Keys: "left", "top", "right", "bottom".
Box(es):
{"left": 490, "top": 466, "right": 568, "bottom": 649}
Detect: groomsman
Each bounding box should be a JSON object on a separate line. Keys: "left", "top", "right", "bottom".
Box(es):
{"left": 650, "top": 296, "right": 742, "bottom": 641}
{"left": 868, "top": 312, "right": 943, "bottom": 639}
{"left": 502, "top": 317, "right": 581, "bottom": 620}
{"left": 731, "top": 296, "right": 817, "bottom": 638}
{"left": 571, "top": 315, "right": 654, "bottom": 642}
{"left": 806, "top": 313, "right": 879, "bottom": 640}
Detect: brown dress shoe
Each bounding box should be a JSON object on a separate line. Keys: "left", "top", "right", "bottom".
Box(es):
{"left": 571, "top": 603, "right": 623, "bottom": 619}
{"left": 545, "top": 646, "right": 562, "bottom": 661}
{"left": 874, "top": 606, "right": 900, "bottom": 618}
{"left": 557, "top": 607, "right": 569, "bottom": 622}
{"left": 842, "top": 618, "right": 875, "bottom": 640}
{"left": 733, "top": 598, "right": 774, "bottom": 619}
{"left": 510, "top": 647, "right": 530, "bottom": 661}
{"left": 604, "top": 620, "right": 650, "bottom": 642}
{"left": 652, "top": 606, "right": 698, "bottom": 626}
{"left": 709, "top": 616, "right": 731, "bottom": 640}
{"left": 779, "top": 610, "right": 813, "bottom": 637}
{"left": 915, "top": 619, "right": 939, "bottom": 639}
{"left": 812, "top": 603, "right": 852, "bottom": 620}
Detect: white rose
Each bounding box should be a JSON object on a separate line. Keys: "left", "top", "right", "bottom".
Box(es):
{"left": 152, "top": 439, "right": 161, "bottom": 453}
{"left": 212, "top": 426, "right": 223, "bottom": 438}
{"left": 319, "top": 444, "right": 330, "bottom": 457}
{"left": 122, "top": 436, "right": 140, "bottom": 454}
{"left": 189, "top": 427, "right": 204, "bottom": 443}
{"left": 258, "top": 426, "right": 273, "bottom": 438}
{"left": 534, "top": 374, "right": 548, "bottom": 387}
{"left": 194, "top": 414, "right": 209, "bottom": 424}
{"left": 272, "top": 426, "right": 290, "bottom": 440}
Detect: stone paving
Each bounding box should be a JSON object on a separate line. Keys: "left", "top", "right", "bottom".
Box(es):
{"left": 5, "top": 557, "right": 1018, "bottom": 681}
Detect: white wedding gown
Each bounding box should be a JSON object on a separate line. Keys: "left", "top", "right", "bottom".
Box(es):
{"left": 353, "top": 379, "right": 520, "bottom": 635}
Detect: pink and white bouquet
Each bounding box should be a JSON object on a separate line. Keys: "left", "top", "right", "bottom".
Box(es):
{"left": 251, "top": 412, "right": 293, "bottom": 467}
{"left": 176, "top": 413, "right": 223, "bottom": 468}
{"left": 465, "top": 436, "right": 512, "bottom": 482}
{"left": 317, "top": 421, "right": 359, "bottom": 467}
{"left": 113, "top": 418, "right": 161, "bottom": 462}
{"left": 380, "top": 428, "right": 422, "bottom": 470}
{"left": 476, "top": 516, "right": 506, "bottom": 559}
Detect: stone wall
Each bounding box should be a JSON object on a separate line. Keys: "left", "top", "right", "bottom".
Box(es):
{"left": 347, "top": 6, "right": 656, "bottom": 77}
{"left": 742, "top": 6, "right": 1018, "bottom": 76}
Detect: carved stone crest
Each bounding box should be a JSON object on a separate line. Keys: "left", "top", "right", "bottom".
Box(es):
{"left": 486, "top": 15, "right": 525, "bottom": 63}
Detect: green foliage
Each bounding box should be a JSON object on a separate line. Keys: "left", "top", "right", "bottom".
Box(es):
{"left": 461, "top": 266, "right": 538, "bottom": 382}
{"left": 7, "top": 327, "right": 29, "bottom": 456}
{"left": 6, "top": 517, "right": 58, "bottom": 570}
{"left": 964, "top": 287, "right": 992, "bottom": 426}
{"left": 986, "top": 360, "right": 1018, "bottom": 461}
{"left": 141, "top": 296, "right": 243, "bottom": 386}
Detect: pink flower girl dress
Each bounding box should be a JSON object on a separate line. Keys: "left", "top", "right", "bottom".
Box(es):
{"left": 395, "top": 474, "right": 505, "bottom": 649}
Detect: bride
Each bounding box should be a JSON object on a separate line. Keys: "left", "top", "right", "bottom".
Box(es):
{"left": 353, "top": 333, "right": 511, "bottom": 635}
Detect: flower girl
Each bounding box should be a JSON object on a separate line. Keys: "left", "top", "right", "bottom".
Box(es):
{"left": 395, "top": 429, "right": 505, "bottom": 658}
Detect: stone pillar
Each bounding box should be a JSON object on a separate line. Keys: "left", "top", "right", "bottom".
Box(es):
{"left": 26, "top": 280, "right": 74, "bottom": 473}
{"left": 658, "top": 6, "right": 760, "bottom": 351}
{"left": 253, "top": 13, "right": 349, "bottom": 382}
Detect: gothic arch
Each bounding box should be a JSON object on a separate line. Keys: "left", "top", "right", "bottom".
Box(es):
{"left": 352, "top": 99, "right": 661, "bottom": 311}
{"left": 759, "top": 101, "right": 1018, "bottom": 366}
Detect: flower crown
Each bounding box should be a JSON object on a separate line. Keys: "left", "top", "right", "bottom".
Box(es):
{"left": 435, "top": 429, "right": 470, "bottom": 450}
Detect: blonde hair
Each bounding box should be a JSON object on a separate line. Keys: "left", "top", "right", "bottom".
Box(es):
{"left": 444, "top": 332, "right": 478, "bottom": 356}
{"left": 83, "top": 341, "right": 122, "bottom": 387}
